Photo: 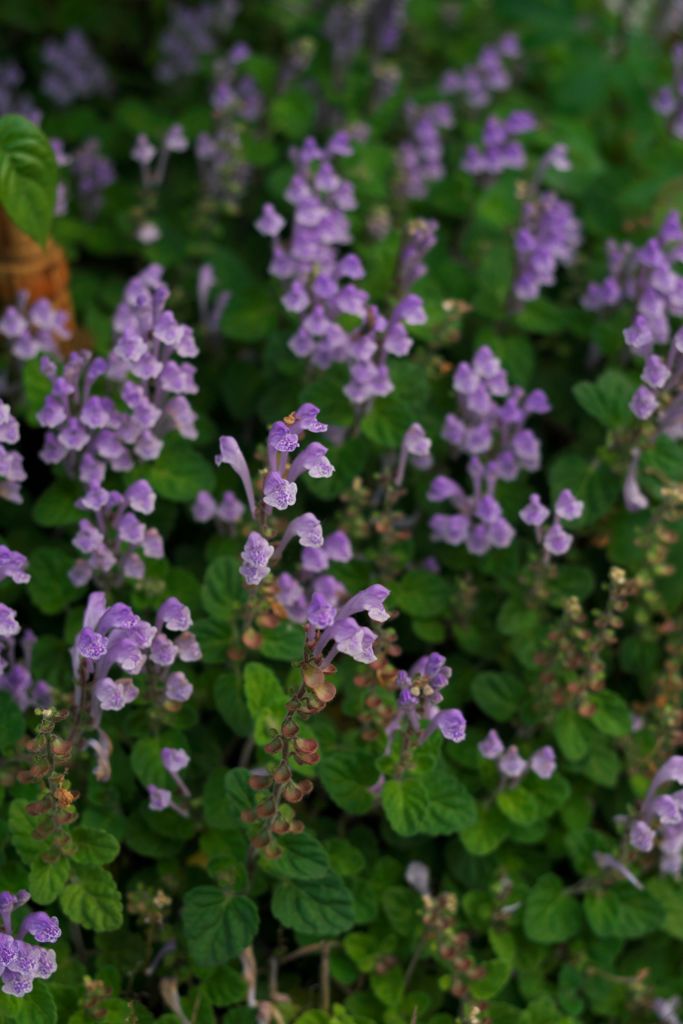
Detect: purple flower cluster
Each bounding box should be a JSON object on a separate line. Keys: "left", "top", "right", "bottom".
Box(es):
{"left": 256, "top": 133, "right": 431, "bottom": 405}
{"left": 440, "top": 33, "right": 521, "bottom": 109}
{"left": 195, "top": 43, "right": 263, "bottom": 214}
{"left": 69, "top": 138, "right": 117, "bottom": 220}
{"left": 40, "top": 30, "right": 111, "bottom": 107}
{"left": 0, "top": 60, "right": 42, "bottom": 122}
{"left": 70, "top": 479, "right": 164, "bottom": 587}
{"left": 215, "top": 404, "right": 333, "bottom": 585}
{"left": 581, "top": 212, "right": 683, "bottom": 507}
{"left": 155, "top": 0, "right": 239, "bottom": 83}
{"left": 394, "top": 652, "right": 467, "bottom": 743}
{"left": 73, "top": 593, "right": 199, "bottom": 777}
{"left": 478, "top": 729, "right": 557, "bottom": 781}
{"left": 513, "top": 146, "right": 581, "bottom": 303}
{"left": 191, "top": 489, "right": 245, "bottom": 529}
{"left": 275, "top": 530, "right": 353, "bottom": 627}
{"left": 0, "top": 547, "right": 31, "bottom": 692}
{"left": 36, "top": 266, "right": 199, "bottom": 484}
{"left": 0, "top": 400, "right": 27, "bottom": 505}
{"left": 310, "top": 583, "right": 391, "bottom": 666}
{"left": 0, "top": 291, "right": 71, "bottom": 362}
{"left": 652, "top": 44, "right": 683, "bottom": 139}
{"left": 396, "top": 101, "right": 454, "bottom": 199}
{"left": 519, "top": 488, "right": 584, "bottom": 558}
{"left": 0, "top": 891, "right": 59, "bottom": 997}
{"left": 428, "top": 345, "right": 551, "bottom": 555}
{"left": 460, "top": 110, "right": 536, "bottom": 180}
{"left": 148, "top": 746, "right": 192, "bottom": 817}
{"left": 0, "top": 628, "right": 50, "bottom": 712}
{"left": 627, "top": 755, "right": 683, "bottom": 877}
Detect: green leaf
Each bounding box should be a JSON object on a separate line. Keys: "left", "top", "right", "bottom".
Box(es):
{"left": 523, "top": 873, "right": 582, "bottom": 944}
{"left": 200, "top": 966, "right": 247, "bottom": 1007}
{"left": 391, "top": 571, "right": 450, "bottom": 619}
{"left": 583, "top": 885, "right": 661, "bottom": 939}
{"left": 320, "top": 751, "right": 377, "bottom": 814}
{"left": 0, "top": 114, "right": 57, "bottom": 244}
{"left": 460, "top": 804, "right": 510, "bottom": 856}
{"left": 271, "top": 873, "right": 355, "bottom": 937}
{"left": 589, "top": 690, "right": 631, "bottom": 737}
{"left": 182, "top": 887, "right": 259, "bottom": 966}
{"left": 269, "top": 87, "right": 316, "bottom": 139}
{"left": 201, "top": 557, "right": 243, "bottom": 623}
{"left": 27, "top": 546, "right": 79, "bottom": 615}
{"left": 496, "top": 786, "right": 540, "bottom": 826}
{"left": 243, "top": 662, "right": 287, "bottom": 744}
{"left": 60, "top": 866, "right": 123, "bottom": 931}
{"left": 471, "top": 671, "right": 523, "bottom": 722}
{"left": 262, "top": 831, "right": 330, "bottom": 881}
{"left": 572, "top": 369, "right": 635, "bottom": 429}
{"left": 28, "top": 857, "right": 69, "bottom": 905}
{"left": 145, "top": 436, "right": 216, "bottom": 502}
{"left": 382, "top": 768, "right": 476, "bottom": 837}
{"left": 259, "top": 621, "right": 304, "bottom": 661}
{"left": 0, "top": 981, "right": 57, "bottom": 1023}
{"left": 70, "top": 826, "right": 120, "bottom": 866}
{"left": 9, "top": 799, "right": 50, "bottom": 864}
{"left": 0, "top": 692, "right": 25, "bottom": 752}
{"left": 552, "top": 709, "right": 591, "bottom": 762}
{"left": 32, "top": 479, "right": 83, "bottom": 528}
{"left": 648, "top": 876, "right": 683, "bottom": 940}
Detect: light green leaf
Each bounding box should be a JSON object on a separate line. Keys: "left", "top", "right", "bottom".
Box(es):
{"left": 0, "top": 114, "right": 57, "bottom": 244}
{"left": 243, "top": 661, "right": 287, "bottom": 744}
{"left": 182, "top": 886, "right": 259, "bottom": 966}
{"left": 60, "top": 866, "right": 123, "bottom": 931}
{"left": 28, "top": 857, "right": 69, "bottom": 905}
{"left": 70, "top": 826, "right": 120, "bottom": 866}
{"left": 523, "top": 873, "right": 582, "bottom": 944}
{"left": 271, "top": 873, "right": 355, "bottom": 937}
{"left": 382, "top": 769, "right": 476, "bottom": 837}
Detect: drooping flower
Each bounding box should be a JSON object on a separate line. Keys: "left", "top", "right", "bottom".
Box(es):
{"left": 0, "top": 890, "right": 59, "bottom": 997}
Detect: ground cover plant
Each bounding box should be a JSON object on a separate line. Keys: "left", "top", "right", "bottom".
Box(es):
{"left": 3, "top": 0, "right": 683, "bottom": 1021}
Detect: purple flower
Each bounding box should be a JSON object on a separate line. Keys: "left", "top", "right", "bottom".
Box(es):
{"left": 529, "top": 745, "right": 557, "bottom": 780}
{"left": 0, "top": 891, "right": 59, "bottom": 996}
{"left": 147, "top": 785, "right": 173, "bottom": 812}
{"left": 435, "top": 708, "right": 467, "bottom": 743}
{"left": 498, "top": 745, "right": 528, "bottom": 779}
{"left": 40, "top": 29, "right": 111, "bottom": 106}
{"left": 240, "top": 532, "right": 275, "bottom": 586}
{"left": 629, "top": 819, "right": 656, "bottom": 853}
{"left": 161, "top": 747, "right": 190, "bottom": 774}
{"left": 478, "top": 729, "right": 505, "bottom": 760}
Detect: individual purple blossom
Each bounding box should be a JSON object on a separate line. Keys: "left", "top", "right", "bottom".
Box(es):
{"left": 240, "top": 532, "right": 275, "bottom": 586}
{"left": 396, "top": 101, "right": 454, "bottom": 199}
{"left": 395, "top": 422, "right": 433, "bottom": 486}
{"left": 40, "top": 29, "right": 111, "bottom": 106}
{"left": 196, "top": 263, "right": 231, "bottom": 337}
{"left": 0, "top": 291, "right": 71, "bottom": 361}
{"left": 0, "top": 547, "right": 29, "bottom": 586}
{"left": 428, "top": 346, "right": 551, "bottom": 556}
{"left": 148, "top": 748, "right": 191, "bottom": 816}
{"left": 519, "top": 488, "right": 584, "bottom": 559}
{"left": 440, "top": 33, "right": 521, "bottom": 110}
{"left": 652, "top": 996, "right": 683, "bottom": 1024}
{"left": 191, "top": 488, "right": 245, "bottom": 529}
{"left": 0, "top": 891, "right": 59, "bottom": 997}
